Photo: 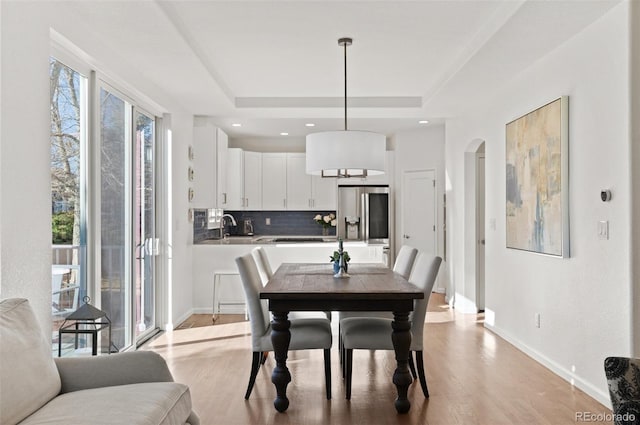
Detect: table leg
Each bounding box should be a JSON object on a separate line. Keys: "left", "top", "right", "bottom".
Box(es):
{"left": 391, "top": 311, "right": 413, "bottom": 413}
{"left": 271, "top": 311, "right": 291, "bottom": 412}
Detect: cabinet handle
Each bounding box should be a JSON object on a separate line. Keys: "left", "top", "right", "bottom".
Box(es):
{"left": 246, "top": 198, "right": 249, "bottom": 208}
{"left": 283, "top": 199, "right": 286, "bottom": 208}
{"left": 222, "top": 193, "right": 227, "bottom": 204}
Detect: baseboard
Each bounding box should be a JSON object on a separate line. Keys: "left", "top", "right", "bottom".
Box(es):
{"left": 167, "top": 308, "right": 195, "bottom": 331}
{"left": 484, "top": 323, "right": 612, "bottom": 408}
{"left": 193, "top": 307, "right": 213, "bottom": 314}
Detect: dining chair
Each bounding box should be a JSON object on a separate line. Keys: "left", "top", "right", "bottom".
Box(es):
{"left": 337, "top": 245, "right": 419, "bottom": 351}
{"left": 235, "top": 253, "right": 333, "bottom": 400}
{"left": 340, "top": 253, "right": 442, "bottom": 399}
{"left": 604, "top": 357, "right": 640, "bottom": 425}
{"left": 251, "top": 247, "right": 331, "bottom": 320}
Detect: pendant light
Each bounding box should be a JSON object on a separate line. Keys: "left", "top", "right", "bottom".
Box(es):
{"left": 306, "top": 37, "right": 386, "bottom": 178}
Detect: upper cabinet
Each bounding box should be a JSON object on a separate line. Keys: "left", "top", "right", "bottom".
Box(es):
{"left": 311, "top": 175, "right": 337, "bottom": 210}
{"left": 243, "top": 151, "right": 262, "bottom": 210}
{"left": 216, "top": 128, "right": 229, "bottom": 208}
{"left": 262, "top": 153, "right": 287, "bottom": 210}
{"left": 285, "top": 153, "right": 336, "bottom": 210}
{"left": 225, "top": 148, "right": 244, "bottom": 210}
{"left": 286, "top": 153, "right": 311, "bottom": 210}
{"left": 193, "top": 118, "right": 228, "bottom": 209}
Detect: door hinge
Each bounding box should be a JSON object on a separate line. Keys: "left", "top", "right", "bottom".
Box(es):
{"left": 433, "top": 180, "right": 436, "bottom": 187}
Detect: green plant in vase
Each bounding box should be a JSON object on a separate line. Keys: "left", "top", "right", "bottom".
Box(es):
{"left": 330, "top": 250, "right": 350, "bottom": 273}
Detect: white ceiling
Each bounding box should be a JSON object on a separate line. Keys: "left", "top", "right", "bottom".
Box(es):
{"left": 56, "top": 0, "right": 620, "bottom": 143}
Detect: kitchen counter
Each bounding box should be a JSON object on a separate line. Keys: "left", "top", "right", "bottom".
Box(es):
{"left": 195, "top": 235, "right": 370, "bottom": 247}
{"left": 191, "top": 236, "right": 386, "bottom": 315}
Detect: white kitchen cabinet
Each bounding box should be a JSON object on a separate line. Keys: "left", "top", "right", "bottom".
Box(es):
{"left": 311, "top": 175, "right": 337, "bottom": 210}
{"left": 192, "top": 119, "right": 231, "bottom": 209}
{"left": 243, "top": 151, "right": 262, "bottom": 210}
{"left": 225, "top": 148, "right": 244, "bottom": 210}
{"left": 286, "top": 153, "right": 336, "bottom": 210}
{"left": 262, "top": 153, "right": 287, "bottom": 210}
{"left": 192, "top": 121, "right": 217, "bottom": 208}
{"left": 216, "top": 128, "right": 229, "bottom": 208}
{"left": 286, "top": 153, "right": 312, "bottom": 210}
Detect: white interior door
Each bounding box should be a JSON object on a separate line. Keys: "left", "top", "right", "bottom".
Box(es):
{"left": 402, "top": 170, "right": 436, "bottom": 256}
{"left": 476, "top": 154, "right": 486, "bottom": 311}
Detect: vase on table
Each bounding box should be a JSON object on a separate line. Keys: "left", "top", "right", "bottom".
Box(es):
{"left": 333, "top": 261, "right": 340, "bottom": 274}
{"left": 322, "top": 227, "right": 329, "bottom": 236}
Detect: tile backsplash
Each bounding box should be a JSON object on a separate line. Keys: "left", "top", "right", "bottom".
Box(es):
{"left": 193, "top": 209, "right": 337, "bottom": 243}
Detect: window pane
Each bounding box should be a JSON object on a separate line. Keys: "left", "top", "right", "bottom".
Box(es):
{"left": 100, "top": 87, "right": 130, "bottom": 352}
{"left": 50, "top": 57, "right": 87, "bottom": 355}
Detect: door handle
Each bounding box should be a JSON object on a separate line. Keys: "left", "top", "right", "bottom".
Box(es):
{"left": 403, "top": 234, "right": 410, "bottom": 239}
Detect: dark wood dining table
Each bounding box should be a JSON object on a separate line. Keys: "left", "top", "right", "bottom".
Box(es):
{"left": 260, "top": 263, "right": 424, "bottom": 414}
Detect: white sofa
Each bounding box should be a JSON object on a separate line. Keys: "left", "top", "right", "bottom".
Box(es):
{"left": 0, "top": 298, "right": 200, "bottom": 425}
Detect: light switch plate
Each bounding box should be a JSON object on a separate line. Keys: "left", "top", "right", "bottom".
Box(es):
{"left": 598, "top": 221, "right": 609, "bottom": 240}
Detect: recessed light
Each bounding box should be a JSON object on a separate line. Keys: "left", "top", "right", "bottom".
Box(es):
{"left": 418, "top": 120, "right": 429, "bottom": 124}
{"left": 232, "top": 123, "right": 242, "bottom": 127}
{"left": 305, "top": 123, "right": 315, "bottom": 127}
{"left": 280, "top": 132, "right": 289, "bottom": 136}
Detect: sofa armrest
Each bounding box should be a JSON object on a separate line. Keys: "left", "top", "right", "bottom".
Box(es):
{"left": 54, "top": 351, "right": 174, "bottom": 394}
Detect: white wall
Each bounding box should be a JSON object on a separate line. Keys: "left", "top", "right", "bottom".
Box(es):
{"left": 0, "top": 2, "right": 53, "bottom": 331}
{"left": 394, "top": 126, "right": 446, "bottom": 293}
{"left": 445, "top": 2, "right": 631, "bottom": 405}
{"left": 630, "top": 0, "right": 640, "bottom": 358}
{"left": 0, "top": 2, "right": 195, "bottom": 333}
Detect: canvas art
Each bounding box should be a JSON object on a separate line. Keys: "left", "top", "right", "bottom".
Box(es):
{"left": 506, "top": 96, "right": 569, "bottom": 257}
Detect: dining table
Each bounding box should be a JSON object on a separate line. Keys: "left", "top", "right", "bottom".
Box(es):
{"left": 260, "top": 262, "right": 424, "bottom": 414}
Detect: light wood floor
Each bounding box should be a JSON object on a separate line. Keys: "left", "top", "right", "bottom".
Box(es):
{"left": 143, "top": 294, "right": 610, "bottom": 425}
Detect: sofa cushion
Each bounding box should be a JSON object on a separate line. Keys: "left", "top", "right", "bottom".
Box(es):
{"left": 0, "top": 298, "right": 61, "bottom": 425}
{"left": 19, "top": 382, "right": 193, "bottom": 425}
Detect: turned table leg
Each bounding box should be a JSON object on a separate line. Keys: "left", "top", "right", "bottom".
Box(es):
{"left": 391, "top": 311, "right": 413, "bottom": 413}
{"left": 270, "top": 311, "right": 291, "bottom": 412}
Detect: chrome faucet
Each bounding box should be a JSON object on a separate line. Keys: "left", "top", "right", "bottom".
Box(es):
{"left": 220, "top": 214, "right": 237, "bottom": 239}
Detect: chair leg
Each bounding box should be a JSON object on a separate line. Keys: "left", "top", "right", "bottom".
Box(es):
{"left": 245, "top": 351, "right": 262, "bottom": 399}
{"left": 345, "top": 349, "right": 353, "bottom": 400}
{"left": 415, "top": 350, "right": 429, "bottom": 398}
{"left": 341, "top": 344, "right": 345, "bottom": 378}
{"left": 338, "top": 322, "right": 342, "bottom": 360}
{"left": 408, "top": 351, "right": 417, "bottom": 379}
{"left": 324, "top": 349, "right": 332, "bottom": 400}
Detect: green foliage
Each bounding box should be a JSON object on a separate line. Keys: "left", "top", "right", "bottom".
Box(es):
{"left": 52, "top": 211, "right": 74, "bottom": 244}
{"left": 330, "top": 250, "right": 350, "bottom": 263}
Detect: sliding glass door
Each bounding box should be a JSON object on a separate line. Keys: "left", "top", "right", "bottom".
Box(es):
{"left": 100, "top": 86, "right": 158, "bottom": 351}
{"left": 134, "top": 110, "right": 156, "bottom": 340}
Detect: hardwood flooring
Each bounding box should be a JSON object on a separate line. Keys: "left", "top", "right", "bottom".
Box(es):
{"left": 143, "top": 294, "right": 610, "bottom": 425}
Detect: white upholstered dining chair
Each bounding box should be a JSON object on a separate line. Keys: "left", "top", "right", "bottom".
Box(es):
{"left": 340, "top": 253, "right": 442, "bottom": 399}
{"left": 337, "top": 245, "right": 419, "bottom": 351}
{"left": 251, "top": 247, "right": 330, "bottom": 320}
{"left": 235, "top": 253, "right": 333, "bottom": 400}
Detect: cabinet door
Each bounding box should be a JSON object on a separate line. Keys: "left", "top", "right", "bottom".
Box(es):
{"left": 216, "top": 128, "right": 229, "bottom": 208}
{"left": 311, "top": 175, "right": 337, "bottom": 210}
{"left": 286, "top": 153, "right": 312, "bottom": 210}
{"left": 243, "top": 151, "right": 262, "bottom": 210}
{"left": 262, "top": 153, "right": 287, "bottom": 210}
{"left": 192, "top": 120, "right": 217, "bottom": 208}
{"left": 225, "top": 148, "right": 244, "bottom": 210}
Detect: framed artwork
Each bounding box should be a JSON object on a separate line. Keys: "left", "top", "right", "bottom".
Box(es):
{"left": 505, "top": 96, "right": 569, "bottom": 257}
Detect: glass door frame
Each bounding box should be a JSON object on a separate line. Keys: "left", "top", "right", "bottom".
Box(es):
{"left": 93, "top": 77, "right": 161, "bottom": 351}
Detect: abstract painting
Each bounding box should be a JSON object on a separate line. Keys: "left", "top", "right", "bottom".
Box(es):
{"left": 506, "top": 96, "right": 569, "bottom": 257}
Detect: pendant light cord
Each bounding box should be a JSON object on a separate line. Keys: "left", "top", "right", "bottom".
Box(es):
{"left": 344, "top": 40, "right": 348, "bottom": 131}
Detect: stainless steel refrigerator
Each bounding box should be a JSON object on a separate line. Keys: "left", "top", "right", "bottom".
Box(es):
{"left": 337, "top": 185, "right": 391, "bottom": 266}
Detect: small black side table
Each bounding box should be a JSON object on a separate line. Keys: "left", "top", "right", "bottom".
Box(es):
{"left": 58, "top": 297, "right": 112, "bottom": 357}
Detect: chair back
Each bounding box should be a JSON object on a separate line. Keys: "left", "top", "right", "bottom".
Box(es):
{"left": 604, "top": 356, "right": 640, "bottom": 424}
{"left": 235, "top": 254, "right": 271, "bottom": 349}
{"left": 393, "top": 245, "right": 418, "bottom": 279}
{"left": 407, "top": 253, "right": 442, "bottom": 349}
{"left": 251, "top": 247, "right": 273, "bottom": 286}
